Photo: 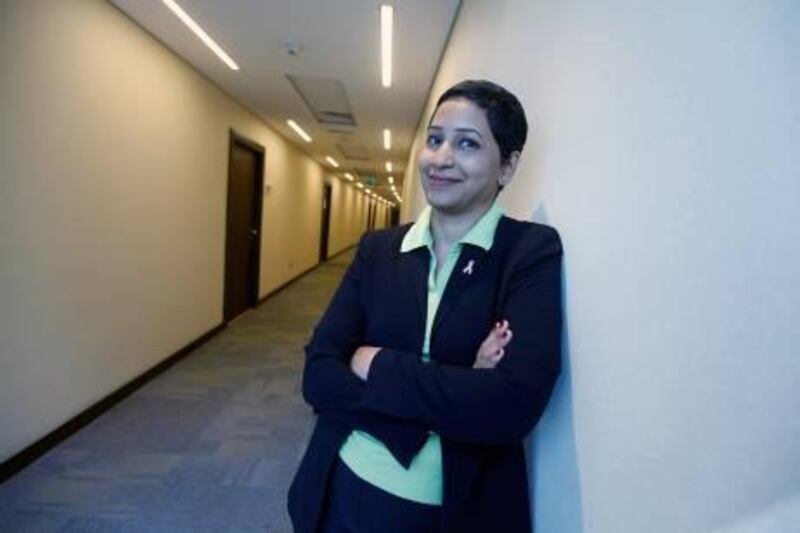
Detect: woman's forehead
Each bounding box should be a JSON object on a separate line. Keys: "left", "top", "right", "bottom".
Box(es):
{"left": 430, "top": 98, "right": 490, "bottom": 131}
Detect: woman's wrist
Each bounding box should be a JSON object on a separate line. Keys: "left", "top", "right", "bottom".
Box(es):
{"left": 350, "top": 346, "right": 381, "bottom": 380}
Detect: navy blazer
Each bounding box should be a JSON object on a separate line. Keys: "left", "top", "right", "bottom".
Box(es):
{"left": 288, "top": 216, "right": 563, "bottom": 533}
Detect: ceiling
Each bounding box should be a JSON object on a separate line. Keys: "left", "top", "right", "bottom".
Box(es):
{"left": 110, "top": 0, "right": 461, "bottom": 204}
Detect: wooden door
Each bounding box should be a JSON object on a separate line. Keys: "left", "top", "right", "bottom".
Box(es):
{"left": 224, "top": 132, "right": 264, "bottom": 322}
{"left": 319, "top": 183, "right": 332, "bottom": 262}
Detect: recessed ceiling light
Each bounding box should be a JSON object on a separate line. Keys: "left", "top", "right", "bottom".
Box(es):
{"left": 286, "top": 119, "right": 312, "bottom": 143}
{"left": 383, "top": 129, "right": 391, "bottom": 150}
{"left": 162, "top": 0, "right": 239, "bottom": 70}
{"left": 388, "top": 176, "right": 394, "bottom": 184}
{"left": 380, "top": 5, "right": 393, "bottom": 87}
{"left": 385, "top": 161, "right": 392, "bottom": 172}
{"left": 344, "top": 172, "right": 355, "bottom": 181}
{"left": 325, "top": 156, "right": 339, "bottom": 168}
{"left": 356, "top": 182, "right": 364, "bottom": 189}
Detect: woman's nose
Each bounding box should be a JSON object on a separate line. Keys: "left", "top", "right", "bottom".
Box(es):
{"left": 431, "top": 141, "right": 454, "bottom": 167}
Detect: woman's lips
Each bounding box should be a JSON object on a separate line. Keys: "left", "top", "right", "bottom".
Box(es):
{"left": 428, "top": 173, "right": 460, "bottom": 187}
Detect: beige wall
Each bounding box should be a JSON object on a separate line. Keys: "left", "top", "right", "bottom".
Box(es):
{"left": 328, "top": 177, "right": 368, "bottom": 256}
{"left": 0, "top": 1, "right": 364, "bottom": 461}
{"left": 404, "top": 1, "right": 800, "bottom": 531}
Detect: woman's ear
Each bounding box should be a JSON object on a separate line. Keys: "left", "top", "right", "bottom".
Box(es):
{"left": 499, "top": 151, "right": 521, "bottom": 187}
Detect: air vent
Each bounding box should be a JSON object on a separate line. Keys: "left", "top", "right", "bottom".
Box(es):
{"left": 336, "top": 142, "right": 371, "bottom": 161}
{"left": 287, "top": 75, "right": 356, "bottom": 127}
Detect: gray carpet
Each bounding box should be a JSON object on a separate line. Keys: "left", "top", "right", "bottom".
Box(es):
{"left": 0, "top": 249, "right": 355, "bottom": 533}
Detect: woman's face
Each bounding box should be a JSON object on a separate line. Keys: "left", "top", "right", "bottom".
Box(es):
{"left": 418, "top": 98, "right": 505, "bottom": 217}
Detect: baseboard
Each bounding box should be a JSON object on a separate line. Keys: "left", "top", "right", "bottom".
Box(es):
{"left": 257, "top": 265, "right": 318, "bottom": 305}
{"left": 0, "top": 322, "right": 226, "bottom": 483}
{"left": 326, "top": 243, "right": 358, "bottom": 261}
{"left": 256, "top": 244, "right": 356, "bottom": 305}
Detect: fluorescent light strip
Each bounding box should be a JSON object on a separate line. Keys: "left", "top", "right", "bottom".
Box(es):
{"left": 344, "top": 172, "right": 355, "bottom": 181}
{"left": 356, "top": 183, "right": 364, "bottom": 189}
{"left": 385, "top": 161, "right": 392, "bottom": 172}
{"left": 162, "top": 0, "right": 239, "bottom": 70}
{"left": 287, "top": 119, "right": 312, "bottom": 143}
{"left": 383, "top": 129, "right": 391, "bottom": 150}
{"left": 388, "top": 176, "right": 394, "bottom": 184}
{"left": 380, "top": 5, "right": 393, "bottom": 87}
{"left": 325, "top": 156, "right": 340, "bottom": 168}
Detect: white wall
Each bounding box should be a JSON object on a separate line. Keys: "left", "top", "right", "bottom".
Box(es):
{"left": 0, "top": 1, "right": 365, "bottom": 461}
{"left": 404, "top": 1, "right": 800, "bottom": 531}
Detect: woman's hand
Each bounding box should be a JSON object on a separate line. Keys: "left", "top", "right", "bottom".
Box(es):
{"left": 350, "top": 320, "right": 512, "bottom": 379}
{"left": 350, "top": 346, "right": 381, "bottom": 380}
{"left": 473, "top": 320, "right": 512, "bottom": 369}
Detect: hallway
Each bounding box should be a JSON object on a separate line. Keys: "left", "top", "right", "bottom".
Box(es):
{"left": 0, "top": 250, "right": 354, "bottom": 532}
{"left": 3, "top": 1, "right": 800, "bottom": 531}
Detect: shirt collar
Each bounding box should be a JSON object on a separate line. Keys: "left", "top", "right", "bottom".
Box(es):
{"left": 400, "top": 201, "right": 504, "bottom": 253}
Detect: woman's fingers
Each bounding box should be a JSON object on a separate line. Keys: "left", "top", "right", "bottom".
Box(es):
{"left": 490, "top": 323, "right": 512, "bottom": 347}
{"left": 473, "top": 321, "right": 513, "bottom": 369}
{"left": 499, "top": 328, "right": 513, "bottom": 347}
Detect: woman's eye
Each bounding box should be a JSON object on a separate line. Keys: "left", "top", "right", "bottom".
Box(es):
{"left": 426, "top": 134, "right": 443, "bottom": 147}
{"left": 458, "top": 138, "right": 480, "bottom": 150}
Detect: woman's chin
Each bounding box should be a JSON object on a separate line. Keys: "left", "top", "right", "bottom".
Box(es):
{"left": 424, "top": 189, "right": 457, "bottom": 210}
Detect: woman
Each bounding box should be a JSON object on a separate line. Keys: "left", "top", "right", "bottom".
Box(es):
{"left": 288, "top": 80, "right": 563, "bottom": 533}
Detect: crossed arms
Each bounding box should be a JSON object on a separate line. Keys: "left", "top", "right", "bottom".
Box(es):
{"left": 301, "top": 228, "right": 562, "bottom": 466}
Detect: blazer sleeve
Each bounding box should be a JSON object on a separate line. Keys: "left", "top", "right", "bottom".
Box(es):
{"left": 301, "top": 232, "right": 430, "bottom": 466}
{"left": 360, "top": 225, "right": 563, "bottom": 445}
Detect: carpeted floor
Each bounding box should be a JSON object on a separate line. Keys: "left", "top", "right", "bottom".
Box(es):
{"left": 0, "top": 249, "right": 355, "bottom": 533}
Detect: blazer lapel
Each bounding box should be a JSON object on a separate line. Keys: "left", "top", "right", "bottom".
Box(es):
{"left": 431, "top": 245, "right": 489, "bottom": 339}
{"left": 399, "top": 246, "right": 430, "bottom": 321}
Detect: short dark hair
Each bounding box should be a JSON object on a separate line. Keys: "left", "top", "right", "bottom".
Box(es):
{"left": 433, "top": 79, "right": 528, "bottom": 166}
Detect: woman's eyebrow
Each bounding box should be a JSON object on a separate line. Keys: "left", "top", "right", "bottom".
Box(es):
{"left": 428, "top": 125, "right": 484, "bottom": 139}
{"left": 454, "top": 127, "right": 484, "bottom": 139}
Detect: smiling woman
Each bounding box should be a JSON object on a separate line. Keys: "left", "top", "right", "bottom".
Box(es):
{"left": 289, "top": 80, "right": 563, "bottom": 533}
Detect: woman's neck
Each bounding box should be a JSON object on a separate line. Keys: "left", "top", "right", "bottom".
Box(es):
{"left": 430, "top": 201, "right": 493, "bottom": 250}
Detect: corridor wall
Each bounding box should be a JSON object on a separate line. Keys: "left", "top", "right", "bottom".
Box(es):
{"left": 328, "top": 178, "right": 370, "bottom": 256}
{"left": 0, "top": 1, "right": 365, "bottom": 462}
{"left": 403, "top": 1, "right": 800, "bottom": 531}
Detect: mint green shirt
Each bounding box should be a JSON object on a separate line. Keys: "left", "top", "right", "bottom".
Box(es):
{"left": 338, "top": 201, "right": 504, "bottom": 505}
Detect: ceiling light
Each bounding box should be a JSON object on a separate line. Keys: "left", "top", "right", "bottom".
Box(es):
{"left": 162, "top": 0, "right": 239, "bottom": 70}
{"left": 385, "top": 161, "right": 392, "bottom": 172}
{"left": 380, "top": 5, "right": 393, "bottom": 87}
{"left": 356, "top": 183, "right": 364, "bottom": 189}
{"left": 383, "top": 129, "right": 391, "bottom": 150}
{"left": 388, "top": 176, "right": 394, "bottom": 184}
{"left": 287, "top": 119, "right": 312, "bottom": 143}
{"left": 344, "top": 172, "right": 355, "bottom": 181}
{"left": 325, "top": 156, "right": 339, "bottom": 168}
